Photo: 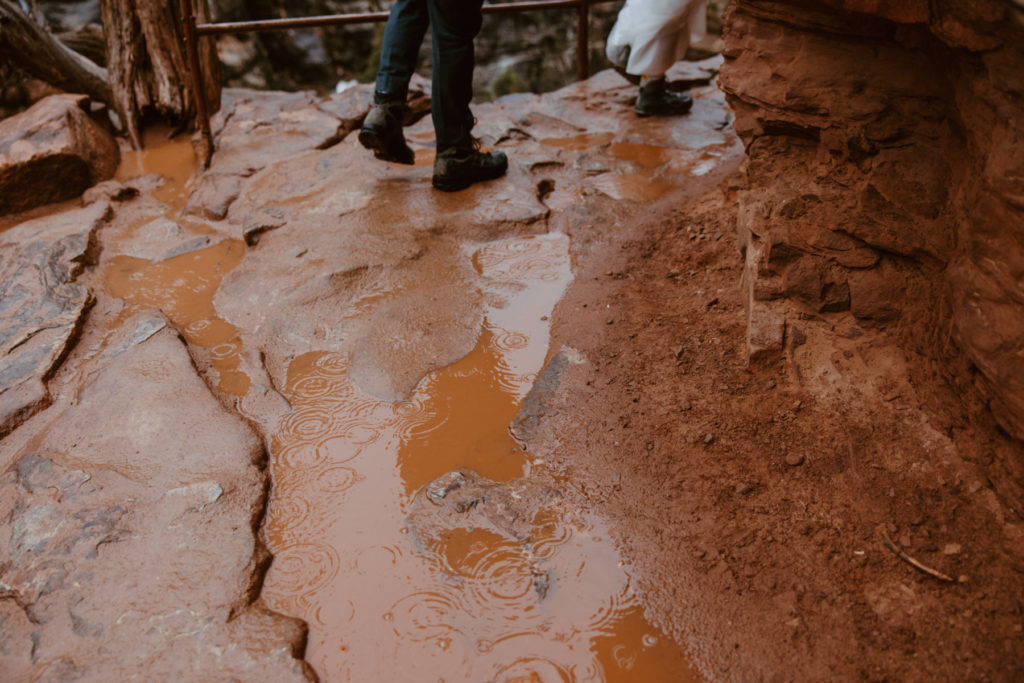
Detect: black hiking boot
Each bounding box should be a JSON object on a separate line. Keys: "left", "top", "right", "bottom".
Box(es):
{"left": 432, "top": 141, "right": 508, "bottom": 192}
{"left": 635, "top": 79, "right": 694, "bottom": 117}
{"left": 358, "top": 92, "right": 415, "bottom": 165}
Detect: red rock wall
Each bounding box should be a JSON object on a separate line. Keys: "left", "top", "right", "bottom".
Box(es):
{"left": 719, "top": 0, "right": 1024, "bottom": 439}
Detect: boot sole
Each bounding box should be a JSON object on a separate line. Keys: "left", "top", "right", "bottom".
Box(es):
{"left": 358, "top": 126, "right": 414, "bottom": 165}
{"left": 431, "top": 167, "right": 507, "bottom": 192}
{"left": 635, "top": 105, "right": 693, "bottom": 117}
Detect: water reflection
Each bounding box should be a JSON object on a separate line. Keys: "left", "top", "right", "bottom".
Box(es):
{"left": 103, "top": 241, "right": 251, "bottom": 395}
{"left": 261, "top": 232, "right": 701, "bottom": 681}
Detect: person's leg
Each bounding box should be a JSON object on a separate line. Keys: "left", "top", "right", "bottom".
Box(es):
{"left": 375, "top": 0, "right": 429, "bottom": 100}
{"left": 425, "top": 0, "right": 482, "bottom": 149}
{"left": 359, "top": 0, "right": 428, "bottom": 164}
{"left": 426, "top": 0, "right": 507, "bottom": 191}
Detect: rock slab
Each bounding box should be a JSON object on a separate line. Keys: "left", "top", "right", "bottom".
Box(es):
{"left": 0, "top": 318, "right": 311, "bottom": 681}
{"left": 0, "top": 202, "right": 109, "bottom": 438}
{"left": 0, "top": 94, "right": 119, "bottom": 215}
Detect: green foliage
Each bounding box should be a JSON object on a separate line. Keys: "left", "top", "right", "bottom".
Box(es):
{"left": 493, "top": 66, "right": 529, "bottom": 98}
{"left": 356, "top": 23, "right": 387, "bottom": 83}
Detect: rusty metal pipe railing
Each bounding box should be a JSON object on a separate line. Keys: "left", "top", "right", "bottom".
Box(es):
{"left": 183, "top": 0, "right": 618, "bottom": 166}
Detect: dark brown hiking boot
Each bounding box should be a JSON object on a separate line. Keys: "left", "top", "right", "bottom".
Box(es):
{"left": 635, "top": 79, "right": 693, "bottom": 117}
{"left": 431, "top": 142, "right": 508, "bottom": 192}
{"left": 358, "top": 94, "right": 414, "bottom": 165}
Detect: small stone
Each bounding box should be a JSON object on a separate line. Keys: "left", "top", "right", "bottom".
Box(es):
{"left": 943, "top": 543, "right": 962, "bottom": 555}
{"left": 703, "top": 433, "right": 715, "bottom": 445}
{"left": 885, "top": 522, "right": 898, "bottom": 534}
{"left": 606, "top": 319, "right": 614, "bottom": 325}
{"left": 735, "top": 482, "right": 753, "bottom": 496}
{"left": 899, "top": 533, "right": 913, "bottom": 549}
{"left": 785, "top": 453, "right": 805, "bottom": 466}
{"left": 426, "top": 471, "right": 466, "bottom": 505}
{"left": 958, "top": 574, "right": 969, "bottom": 583}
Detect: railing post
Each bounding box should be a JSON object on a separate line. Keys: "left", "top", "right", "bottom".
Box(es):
{"left": 576, "top": 0, "right": 589, "bottom": 81}
{"left": 179, "top": 0, "right": 214, "bottom": 167}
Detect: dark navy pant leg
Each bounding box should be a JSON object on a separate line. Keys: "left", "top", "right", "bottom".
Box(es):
{"left": 426, "top": 0, "right": 484, "bottom": 150}
{"left": 375, "top": 0, "right": 429, "bottom": 99}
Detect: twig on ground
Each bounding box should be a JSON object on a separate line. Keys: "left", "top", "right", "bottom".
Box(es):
{"left": 882, "top": 530, "right": 956, "bottom": 583}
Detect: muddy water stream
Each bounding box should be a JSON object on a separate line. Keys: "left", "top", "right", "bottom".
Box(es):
{"left": 102, "top": 134, "right": 251, "bottom": 395}
{"left": 106, "top": 134, "right": 701, "bottom": 682}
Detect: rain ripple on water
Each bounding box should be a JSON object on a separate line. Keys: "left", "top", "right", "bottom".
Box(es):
{"left": 260, "top": 233, "right": 700, "bottom": 681}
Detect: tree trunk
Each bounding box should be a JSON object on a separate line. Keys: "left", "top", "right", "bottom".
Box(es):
{"left": 0, "top": 1, "right": 113, "bottom": 111}
{"left": 99, "top": 0, "right": 221, "bottom": 149}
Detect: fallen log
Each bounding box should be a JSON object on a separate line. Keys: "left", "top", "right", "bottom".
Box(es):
{"left": 0, "top": 1, "right": 114, "bottom": 115}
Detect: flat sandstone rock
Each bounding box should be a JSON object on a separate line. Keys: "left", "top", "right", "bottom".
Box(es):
{"left": 0, "top": 94, "right": 119, "bottom": 215}
{"left": 0, "top": 202, "right": 110, "bottom": 437}
{"left": 0, "top": 320, "right": 310, "bottom": 681}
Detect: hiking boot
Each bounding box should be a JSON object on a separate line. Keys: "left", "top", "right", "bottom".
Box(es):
{"left": 635, "top": 80, "right": 693, "bottom": 117}
{"left": 432, "top": 142, "right": 508, "bottom": 192}
{"left": 358, "top": 93, "right": 414, "bottom": 165}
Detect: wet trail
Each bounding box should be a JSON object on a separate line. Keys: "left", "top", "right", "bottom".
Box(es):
{"left": 90, "top": 77, "right": 735, "bottom": 681}
{"left": 7, "top": 54, "right": 1019, "bottom": 683}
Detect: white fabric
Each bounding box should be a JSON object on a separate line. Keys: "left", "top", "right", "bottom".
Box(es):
{"left": 606, "top": 0, "right": 708, "bottom": 77}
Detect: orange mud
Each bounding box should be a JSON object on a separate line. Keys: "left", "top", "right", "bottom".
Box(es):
{"left": 540, "top": 133, "right": 616, "bottom": 151}
{"left": 116, "top": 129, "right": 198, "bottom": 210}
{"left": 260, "top": 233, "right": 700, "bottom": 681}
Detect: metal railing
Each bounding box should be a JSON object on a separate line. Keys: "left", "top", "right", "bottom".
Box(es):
{"left": 178, "top": 0, "right": 619, "bottom": 166}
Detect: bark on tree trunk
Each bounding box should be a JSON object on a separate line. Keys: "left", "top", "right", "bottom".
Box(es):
{"left": 99, "top": 0, "right": 221, "bottom": 149}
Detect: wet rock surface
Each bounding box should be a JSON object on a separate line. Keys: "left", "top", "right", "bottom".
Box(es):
{"left": 0, "top": 318, "right": 310, "bottom": 680}
{"left": 414, "top": 469, "right": 561, "bottom": 541}
{"left": 0, "top": 202, "right": 108, "bottom": 437}
{"left": 0, "top": 95, "right": 119, "bottom": 215}
{"left": 408, "top": 470, "right": 565, "bottom": 603}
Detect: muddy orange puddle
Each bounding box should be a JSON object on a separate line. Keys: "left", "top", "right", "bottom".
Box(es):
{"left": 261, "top": 233, "right": 700, "bottom": 681}
{"left": 540, "top": 132, "right": 616, "bottom": 151}
{"left": 100, "top": 132, "right": 250, "bottom": 394}
{"left": 116, "top": 128, "right": 198, "bottom": 209}
{"left": 538, "top": 135, "right": 714, "bottom": 203}
{"left": 103, "top": 241, "right": 251, "bottom": 395}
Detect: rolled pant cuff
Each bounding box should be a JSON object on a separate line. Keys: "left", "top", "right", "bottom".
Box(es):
{"left": 375, "top": 74, "right": 410, "bottom": 101}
